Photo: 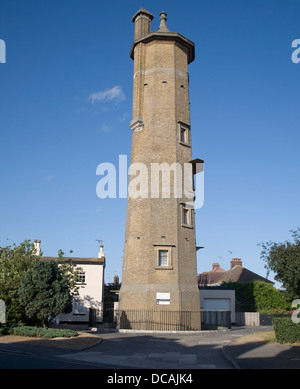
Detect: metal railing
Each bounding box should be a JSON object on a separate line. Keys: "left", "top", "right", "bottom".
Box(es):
{"left": 110, "top": 309, "right": 231, "bottom": 331}
{"left": 200, "top": 310, "right": 231, "bottom": 330}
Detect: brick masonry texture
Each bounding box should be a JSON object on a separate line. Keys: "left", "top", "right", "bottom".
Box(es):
{"left": 119, "top": 10, "right": 201, "bottom": 329}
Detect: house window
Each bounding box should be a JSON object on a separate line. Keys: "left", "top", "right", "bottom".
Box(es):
{"left": 158, "top": 250, "right": 169, "bottom": 267}
{"left": 76, "top": 271, "right": 86, "bottom": 284}
{"left": 178, "top": 122, "right": 190, "bottom": 146}
{"left": 73, "top": 299, "right": 85, "bottom": 315}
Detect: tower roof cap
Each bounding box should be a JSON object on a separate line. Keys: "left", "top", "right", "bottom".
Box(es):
{"left": 132, "top": 8, "right": 154, "bottom": 22}
{"left": 130, "top": 9, "right": 195, "bottom": 64}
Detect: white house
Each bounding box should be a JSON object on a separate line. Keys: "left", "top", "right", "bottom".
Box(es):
{"left": 34, "top": 240, "right": 105, "bottom": 326}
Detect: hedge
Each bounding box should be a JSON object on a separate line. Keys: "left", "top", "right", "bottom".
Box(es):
{"left": 0, "top": 326, "right": 9, "bottom": 336}
{"left": 273, "top": 315, "right": 300, "bottom": 344}
{"left": 8, "top": 326, "right": 78, "bottom": 339}
{"left": 220, "top": 281, "right": 293, "bottom": 313}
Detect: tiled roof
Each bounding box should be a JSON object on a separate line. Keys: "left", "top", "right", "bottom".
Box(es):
{"left": 41, "top": 256, "right": 105, "bottom": 265}
{"left": 198, "top": 264, "right": 226, "bottom": 285}
{"left": 212, "top": 265, "right": 273, "bottom": 285}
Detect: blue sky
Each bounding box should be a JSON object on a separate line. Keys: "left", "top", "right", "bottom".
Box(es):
{"left": 0, "top": 0, "right": 299, "bottom": 286}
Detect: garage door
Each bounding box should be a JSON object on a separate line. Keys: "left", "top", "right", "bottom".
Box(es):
{"left": 203, "top": 298, "right": 230, "bottom": 310}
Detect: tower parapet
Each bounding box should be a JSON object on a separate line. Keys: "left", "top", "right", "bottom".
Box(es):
{"left": 130, "top": 10, "right": 195, "bottom": 64}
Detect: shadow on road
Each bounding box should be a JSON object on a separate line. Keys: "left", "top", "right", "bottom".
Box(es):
{"left": 0, "top": 327, "right": 299, "bottom": 369}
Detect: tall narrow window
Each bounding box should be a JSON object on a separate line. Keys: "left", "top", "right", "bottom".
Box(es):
{"left": 181, "top": 204, "right": 193, "bottom": 228}
{"left": 180, "top": 127, "right": 187, "bottom": 143}
{"left": 178, "top": 121, "right": 191, "bottom": 146}
{"left": 183, "top": 208, "right": 189, "bottom": 225}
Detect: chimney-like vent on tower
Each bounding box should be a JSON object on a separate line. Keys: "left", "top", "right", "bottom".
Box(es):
{"left": 132, "top": 8, "right": 154, "bottom": 40}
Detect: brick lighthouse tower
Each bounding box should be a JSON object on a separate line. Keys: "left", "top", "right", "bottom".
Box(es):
{"left": 119, "top": 9, "right": 202, "bottom": 330}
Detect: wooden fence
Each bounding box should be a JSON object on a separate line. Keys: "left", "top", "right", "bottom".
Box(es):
{"left": 235, "top": 312, "right": 273, "bottom": 326}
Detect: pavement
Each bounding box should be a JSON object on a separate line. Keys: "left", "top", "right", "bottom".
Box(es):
{"left": 223, "top": 328, "right": 300, "bottom": 369}
{"left": 0, "top": 326, "right": 299, "bottom": 369}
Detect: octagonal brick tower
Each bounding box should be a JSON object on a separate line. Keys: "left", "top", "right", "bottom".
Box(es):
{"left": 119, "top": 9, "right": 202, "bottom": 330}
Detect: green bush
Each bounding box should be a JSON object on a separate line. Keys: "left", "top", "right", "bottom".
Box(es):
{"left": 41, "top": 328, "right": 78, "bottom": 339}
{"left": 273, "top": 315, "right": 300, "bottom": 344}
{"left": 253, "top": 282, "right": 292, "bottom": 313}
{"left": 0, "top": 326, "right": 9, "bottom": 336}
{"left": 9, "top": 326, "right": 78, "bottom": 339}
{"left": 220, "top": 281, "right": 293, "bottom": 313}
{"left": 220, "top": 281, "right": 255, "bottom": 311}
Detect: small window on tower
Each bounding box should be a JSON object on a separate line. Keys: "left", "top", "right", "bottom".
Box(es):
{"left": 183, "top": 208, "right": 189, "bottom": 225}
{"left": 181, "top": 204, "right": 193, "bottom": 228}
{"left": 181, "top": 127, "right": 187, "bottom": 143}
{"left": 158, "top": 250, "right": 169, "bottom": 267}
{"left": 178, "top": 122, "right": 190, "bottom": 146}
{"left": 154, "top": 245, "right": 173, "bottom": 270}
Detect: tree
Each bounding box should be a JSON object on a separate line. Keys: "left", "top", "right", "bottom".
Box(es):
{"left": 0, "top": 240, "right": 39, "bottom": 324}
{"left": 19, "top": 260, "right": 73, "bottom": 328}
{"left": 220, "top": 281, "right": 292, "bottom": 313}
{"left": 56, "top": 249, "right": 84, "bottom": 297}
{"left": 220, "top": 282, "right": 256, "bottom": 312}
{"left": 259, "top": 228, "right": 300, "bottom": 298}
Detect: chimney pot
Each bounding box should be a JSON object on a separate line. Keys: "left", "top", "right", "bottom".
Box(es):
{"left": 230, "top": 258, "right": 242, "bottom": 268}
{"left": 33, "top": 239, "right": 41, "bottom": 256}
{"left": 98, "top": 244, "right": 104, "bottom": 259}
